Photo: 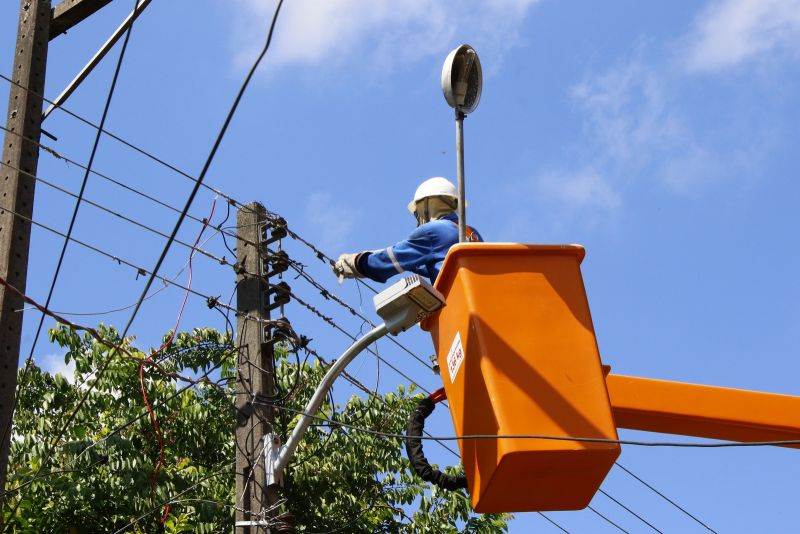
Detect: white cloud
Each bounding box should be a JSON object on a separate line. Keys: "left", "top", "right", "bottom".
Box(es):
{"left": 37, "top": 351, "right": 75, "bottom": 383}
{"left": 685, "top": 0, "right": 800, "bottom": 71}
{"left": 526, "top": 53, "right": 746, "bottom": 217}
{"left": 231, "top": 0, "right": 541, "bottom": 74}
{"left": 304, "top": 191, "right": 358, "bottom": 251}
{"left": 535, "top": 168, "right": 621, "bottom": 212}
{"left": 570, "top": 58, "right": 684, "bottom": 166}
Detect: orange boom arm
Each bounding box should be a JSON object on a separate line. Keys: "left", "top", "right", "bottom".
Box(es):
{"left": 606, "top": 374, "right": 800, "bottom": 448}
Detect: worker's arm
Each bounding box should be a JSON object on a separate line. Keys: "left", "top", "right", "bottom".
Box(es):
{"left": 357, "top": 226, "right": 434, "bottom": 283}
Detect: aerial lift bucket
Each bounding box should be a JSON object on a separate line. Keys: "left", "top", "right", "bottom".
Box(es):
{"left": 421, "top": 243, "right": 620, "bottom": 513}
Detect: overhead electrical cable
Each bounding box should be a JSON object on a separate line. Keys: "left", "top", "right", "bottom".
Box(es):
{"left": 1, "top": 83, "right": 437, "bottom": 379}
{"left": 2, "top": 23, "right": 625, "bottom": 534}
{"left": 15, "top": 225, "right": 222, "bottom": 318}
{"left": 269, "top": 403, "right": 800, "bottom": 448}
{"left": 7, "top": 162, "right": 230, "bottom": 265}
{"left": 0, "top": 0, "right": 141, "bottom": 467}
{"left": 0, "top": 206, "right": 241, "bottom": 316}
{"left": 537, "top": 513, "right": 572, "bottom": 533}
{"left": 587, "top": 505, "right": 630, "bottom": 534}
{"left": 2, "top": 198, "right": 706, "bottom": 533}
{"left": 109, "top": 461, "right": 236, "bottom": 534}
{"left": 289, "top": 265, "right": 435, "bottom": 370}
{"left": 6, "top": 69, "right": 403, "bottom": 310}
{"left": 5, "top": 121, "right": 457, "bottom": 391}
{"left": 0, "top": 275, "right": 217, "bottom": 407}
{"left": 0, "top": 72, "right": 237, "bottom": 206}
{"left": 614, "top": 462, "right": 716, "bottom": 533}
{"left": 137, "top": 195, "right": 217, "bottom": 522}
{"left": 34, "top": 1, "right": 287, "bottom": 523}
{"left": 0, "top": 202, "right": 272, "bottom": 325}
{"left": 301, "top": 345, "right": 460, "bottom": 459}
{"left": 0, "top": 127, "right": 236, "bottom": 244}
{"left": 597, "top": 488, "right": 663, "bottom": 533}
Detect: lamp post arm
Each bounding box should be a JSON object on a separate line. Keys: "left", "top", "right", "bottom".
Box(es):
{"left": 271, "top": 323, "right": 390, "bottom": 480}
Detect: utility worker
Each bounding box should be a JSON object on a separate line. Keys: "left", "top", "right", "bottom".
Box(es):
{"left": 333, "top": 177, "right": 482, "bottom": 285}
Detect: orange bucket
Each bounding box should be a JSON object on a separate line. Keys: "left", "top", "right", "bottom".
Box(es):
{"left": 421, "top": 243, "right": 619, "bottom": 512}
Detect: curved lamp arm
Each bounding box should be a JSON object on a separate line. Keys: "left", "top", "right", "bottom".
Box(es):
{"left": 267, "top": 323, "right": 389, "bottom": 485}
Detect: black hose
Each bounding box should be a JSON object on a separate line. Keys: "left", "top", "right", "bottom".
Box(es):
{"left": 405, "top": 396, "right": 468, "bottom": 491}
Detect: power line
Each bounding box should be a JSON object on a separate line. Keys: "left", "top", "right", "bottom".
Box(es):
{"left": 302, "top": 345, "right": 460, "bottom": 459}
{"left": 587, "top": 505, "right": 629, "bottom": 534}
{"left": 0, "top": 122, "right": 234, "bottom": 241}
{"left": 538, "top": 513, "right": 572, "bottom": 533}
{"left": 15, "top": 224, "right": 223, "bottom": 318}
{"left": 33, "top": 3, "right": 287, "bottom": 526}
{"left": 279, "top": 223, "right": 380, "bottom": 296}
{"left": 268, "top": 402, "right": 800, "bottom": 449}
{"left": 110, "top": 461, "right": 236, "bottom": 534}
{"left": 2, "top": 93, "right": 432, "bottom": 383}
{"left": 1, "top": 0, "right": 140, "bottom": 485}
{"left": 7, "top": 133, "right": 442, "bottom": 385}
{"left": 3, "top": 44, "right": 628, "bottom": 534}
{"left": 0, "top": 187, "right": 723, "bottom": 534}
{"left": 0, "top": 73, "right": 386, "bottom": 310}
{"left": 0, "top": 273, "right": 231, "bottom": 387}
{"left": 598, "top": 488, "right": 662, "bottom": 533}
{"left": 5, "top": 161, "right": 232, "bottom": 267}
{"left": 0, "top": 202, "right": 273, "bottom": 327}
{"left": 271, "top": 275, "right": 438, "bottom": 398}
{"left": 0, "top": 72, "right": 240, "bottom": 208}
{"left": 290, "top": 264, "right": 435, "bottom": 371}
{"left": 614, "top": 462, "right": 717, "bottom": 533}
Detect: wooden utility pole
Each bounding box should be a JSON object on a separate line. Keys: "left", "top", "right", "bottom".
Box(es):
{"left": 0, "top": 0, "right": 126, "bottom": 511}
{"left": 235, "top": 202, "right": 277, "bottom": 531}
{"left": 0, "top": 0, "right": 52, "bottom": 507}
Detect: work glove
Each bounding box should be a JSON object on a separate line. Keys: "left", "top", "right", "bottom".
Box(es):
{"left": 333, "top": 252, "right": 365, "bottom": 284}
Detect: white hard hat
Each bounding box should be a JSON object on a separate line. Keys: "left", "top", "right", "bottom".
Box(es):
{"left": 407, "top": 177, "right": 462, "bottom": 213}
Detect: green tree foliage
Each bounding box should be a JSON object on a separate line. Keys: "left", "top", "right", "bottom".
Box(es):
{"left": 3, "top": 325, "right": 509, "bottom": 532}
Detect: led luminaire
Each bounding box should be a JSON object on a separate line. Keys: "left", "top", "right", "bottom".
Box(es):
{"left": 373, "top": 275, "right": 446, "bottom": 334}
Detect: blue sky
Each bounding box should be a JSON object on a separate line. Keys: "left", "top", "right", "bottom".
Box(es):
{"left": 2, "top": 0, "right": 800, "bottom": 531}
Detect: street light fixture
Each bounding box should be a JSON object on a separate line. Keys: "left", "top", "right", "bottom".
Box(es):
{"left": 441, "top": 44, "right": 482, "bottom": 243}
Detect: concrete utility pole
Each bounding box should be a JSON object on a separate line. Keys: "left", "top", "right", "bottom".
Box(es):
{"left": 0, "top": 0, "right": 124, "bottom": 512}
{"left": 235, "top": 202, "right": 278, "bottom": 531}
{"left": 0, "top": 0, "right": 52, "bottom": 508}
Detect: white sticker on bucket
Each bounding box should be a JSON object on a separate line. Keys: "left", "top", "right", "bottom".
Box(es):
{"left": 446, "top": 331, "right": 465, "bottom": 384}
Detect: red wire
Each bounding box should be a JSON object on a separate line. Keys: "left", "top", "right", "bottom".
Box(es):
{"left": 138, "top": 195, "right": 218, "bottom": 523}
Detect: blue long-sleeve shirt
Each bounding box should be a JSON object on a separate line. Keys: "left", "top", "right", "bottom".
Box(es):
{"left": 357, "top": 212, "right": 482, "bottom": 284}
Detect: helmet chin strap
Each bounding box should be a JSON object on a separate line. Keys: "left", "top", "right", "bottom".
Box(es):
{"left": 414, "top": 198, "right": 431, "bottom": 227}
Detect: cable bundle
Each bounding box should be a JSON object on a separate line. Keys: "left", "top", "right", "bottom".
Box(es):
{"left": 405, "top": 388, "right": 467, "bottom": 491}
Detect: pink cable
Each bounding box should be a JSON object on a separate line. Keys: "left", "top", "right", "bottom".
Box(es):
{"left": 138, "top": 195, "right": 218, "bottom": 522}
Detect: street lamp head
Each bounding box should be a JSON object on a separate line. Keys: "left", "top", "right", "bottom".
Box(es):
{"left": 374, "top": 275, "right": 446, "bottom": 334}
{"left": 441, "top": 44, "right": 483, "bottom": 114}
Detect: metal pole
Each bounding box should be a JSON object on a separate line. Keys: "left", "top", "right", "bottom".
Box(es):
{"left": 455, "top": 109, "right": 466, "bottom": 243}
{"left": 43, "top": 0, "right": 152, "bottom": 120}
{"left": 235, "top": 202, "right": 274, "bottom": 532}
{"left": 0, "top": 0, "right": 51, "bottom": 514}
